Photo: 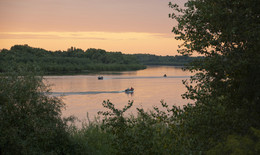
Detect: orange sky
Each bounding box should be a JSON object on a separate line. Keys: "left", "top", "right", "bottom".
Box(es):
{"left": 0, "top": 0, "right": 186, "bottom": 56}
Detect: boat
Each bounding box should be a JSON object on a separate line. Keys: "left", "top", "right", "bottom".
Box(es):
{"left": 125, "top": 87, "right": 134, "bottom": 93}
{"left": 98, "top": 76, "right": 103, "bottom": 80}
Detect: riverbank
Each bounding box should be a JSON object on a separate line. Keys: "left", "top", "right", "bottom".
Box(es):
{"left": 42, "top": 64, "right": 147, "bottom": 75}
{"left": 0, "top": 45, "right": 200, "bottom": 75}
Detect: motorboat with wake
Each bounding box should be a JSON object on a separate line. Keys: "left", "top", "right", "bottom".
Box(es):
{"left": 125, "top": 87, "right": 134, "bottom": 93}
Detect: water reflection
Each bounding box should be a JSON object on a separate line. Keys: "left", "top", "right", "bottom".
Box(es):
{"left": 124, "top": 91, "right": 134, "bottom": 96}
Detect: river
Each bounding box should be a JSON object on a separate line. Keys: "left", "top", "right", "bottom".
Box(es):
{"left": 44, "top": 66, "right": 193, "bottom": 122}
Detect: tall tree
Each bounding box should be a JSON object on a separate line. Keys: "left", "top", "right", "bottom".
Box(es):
{"left": 169, "top": 0, "right": 260, "bottom": 151}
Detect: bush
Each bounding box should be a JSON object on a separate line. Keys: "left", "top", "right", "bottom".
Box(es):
{"left": 207, "top": 128, "right": 260, "bottom": 155}
{"left": 0, "top": 70, "right": 74, "bottom": 154}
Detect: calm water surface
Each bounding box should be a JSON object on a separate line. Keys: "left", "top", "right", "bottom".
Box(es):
{"left": 44, "top": 66, "right": 193, "bottom": 121}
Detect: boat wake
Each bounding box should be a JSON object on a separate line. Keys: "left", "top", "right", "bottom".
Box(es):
{"left": 50, "top": 90, "right": 125, "bottom": 96}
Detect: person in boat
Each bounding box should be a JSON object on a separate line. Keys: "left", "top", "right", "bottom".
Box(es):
{"left": 125, "top": 87, "right": 134, "bottom": 92}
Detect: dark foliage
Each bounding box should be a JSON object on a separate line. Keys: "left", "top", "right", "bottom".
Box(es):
{"left": 0, "top": 70, "right": 76, "bottom": 154}
{"left": 134, "top": 54, "right": 202, "bottom": 66}
{"left": 0, "top": 45, "right": 146, "bottom": 74}
{"left": 169, "top": 0, "right": 260, "bottom": 153}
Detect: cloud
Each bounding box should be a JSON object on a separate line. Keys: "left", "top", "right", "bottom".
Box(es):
{"left": 0, "top": 31, "right": 172, "bottom": 40}
{"left": 0, "top": 32, "right": 107, "bottom": 40}
{"left": 150, "top": 33, "right": 174, "bottom": 39}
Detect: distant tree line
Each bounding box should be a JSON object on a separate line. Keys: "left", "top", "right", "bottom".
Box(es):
{"left": 0, "top": 45, "right": 146, "bottom": 74}
{"left": 134, "top": 54, "right": 202, "bottom": 66}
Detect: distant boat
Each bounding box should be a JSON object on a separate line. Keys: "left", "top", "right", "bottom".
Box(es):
{"left": 98, "top": 76, "right": 103, "bottom": 80}
{"left": 163, "top": 74, "right": 167, "bottom": 77}
{"left": 125, "top": 87, "right": 134, "bottom": 93}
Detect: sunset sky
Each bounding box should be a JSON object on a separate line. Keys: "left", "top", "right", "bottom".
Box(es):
{"left": 0, "top": 0, "right": 186, "bottom": 56}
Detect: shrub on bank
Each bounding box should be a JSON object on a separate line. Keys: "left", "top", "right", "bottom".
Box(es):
{"left": 0, "top": 71, "right": 75, "bottom": 154}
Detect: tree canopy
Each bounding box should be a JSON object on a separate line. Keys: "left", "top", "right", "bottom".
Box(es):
{"left": 0, "top": 45, "right": 146, "bottom": 74}
{"left": 169, "top": 0, "right": 260, "bottom": 152}
{"left": 134, "top": 54, "right": 201, "bottom": 66}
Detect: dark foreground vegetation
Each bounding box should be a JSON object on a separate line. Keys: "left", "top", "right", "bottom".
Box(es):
{"left": 1, "top": 0, "right": 259, "bottom": 154}
{"left": 0, "top": 45, "right": 146, "bottom": 74}
{"left": 1, "top": 70, "right": 259, "bottom": 154}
